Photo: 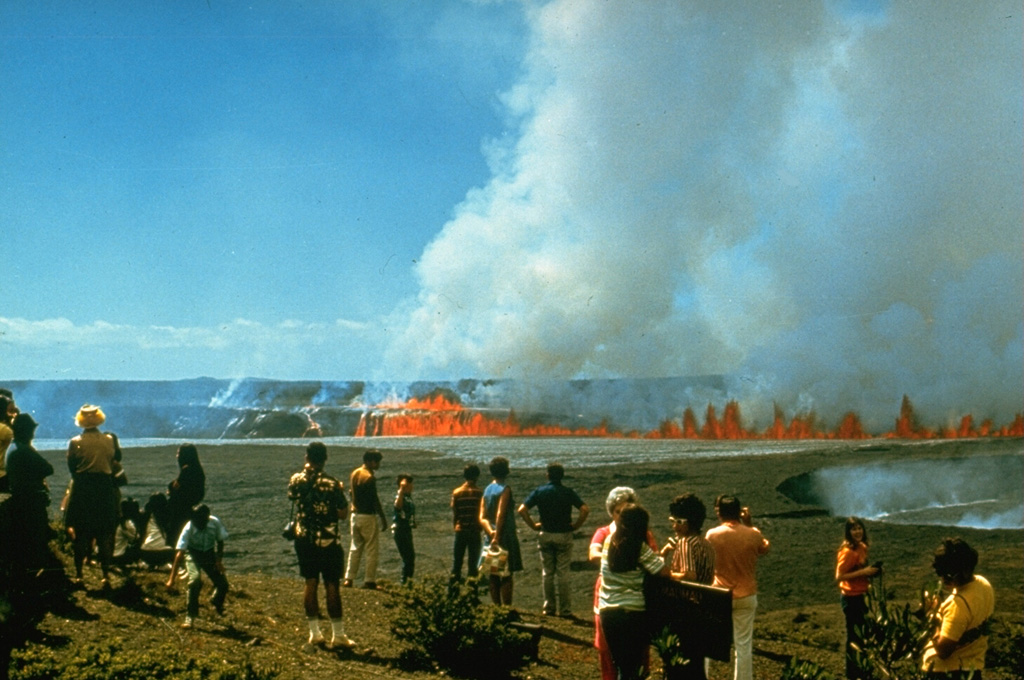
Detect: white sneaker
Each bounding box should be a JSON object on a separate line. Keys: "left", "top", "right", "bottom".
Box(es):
{"left": 329, "top": 634, "right": 355, "bottom": 649}
{"left": 308, "top": 632, "right": 325, "bottom": 645}
{"left": 181, "top": 617, "right": 194, "bottom": 629}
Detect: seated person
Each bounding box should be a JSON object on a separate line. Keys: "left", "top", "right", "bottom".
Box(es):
{"left": 112, "top": 497, "right": 144, "bottom": 567}
{"left": 139, "top": 493, "right": 176, "bottom": 569}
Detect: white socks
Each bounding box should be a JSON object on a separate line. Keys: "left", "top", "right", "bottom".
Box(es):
{"left": 309, "top": 617, "right": 353, "bottom": 647}
{"left": 308, "top": 617, "right": 323, "bottom": 643}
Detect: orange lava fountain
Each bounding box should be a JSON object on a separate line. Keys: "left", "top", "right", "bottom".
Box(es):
{"left": 352, "top": 393, "right": 1024, "bottom": 440}
{"left": 354, "top": 394, "right": 615, "bottom": 437}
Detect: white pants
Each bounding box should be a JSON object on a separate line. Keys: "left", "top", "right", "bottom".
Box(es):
{"left": 731, "top": 594, "right": 757, "bottom": 680}
{"left": 345, "top": 514, "right": 380, "bottom": 583}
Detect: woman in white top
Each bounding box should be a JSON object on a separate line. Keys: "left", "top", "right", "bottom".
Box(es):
{"left": 598, "top": 504, "right": 670, "bottom": 680}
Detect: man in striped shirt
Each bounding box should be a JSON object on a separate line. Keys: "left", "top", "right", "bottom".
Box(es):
{"left": 450, "top": 463, "right": 484, "bottom": 580}
{"left": 663, "top": 493, "right": 715, "bottom": 585}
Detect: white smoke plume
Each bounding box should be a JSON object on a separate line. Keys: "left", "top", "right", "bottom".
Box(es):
{"left": 384, "top": 1, "right": 1023, "bottom": 432}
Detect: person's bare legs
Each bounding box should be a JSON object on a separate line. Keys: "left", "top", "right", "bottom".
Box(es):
{"left": 98, "top": 532, "right": 115, "bottom": 583}
{"left": 488, "top": 575, "right": 502, "bottom": 604}
{"left": 324, "top": 579, "right": 352, "bottom": 647}
{"left": 325, "top": 581, "right": 341, "bottom": 619}
{"left": 72, "top": 539, "right": 87, "bottom": 580}
{"left": 303, "top": 578, "right": 320, "bottom": 617}
{"left": 500, "top": 576, "right": 514, "bottom": 606}
{"left": 303, "top": 578, "right": 324, "bottom": 643}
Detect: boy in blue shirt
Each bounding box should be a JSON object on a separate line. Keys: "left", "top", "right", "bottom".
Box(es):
{"left": 392, "top": 474, "right": 416, "bottom": 584}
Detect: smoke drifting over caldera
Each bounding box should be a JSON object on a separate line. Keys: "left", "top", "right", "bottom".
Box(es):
{"left": 382, "top": 2, "right": 1023, "bottom": 433}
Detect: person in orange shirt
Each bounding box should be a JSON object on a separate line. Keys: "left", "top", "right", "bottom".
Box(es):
{"left": 705, "top": 495, "right": 770, "bottom": 680}
{"left": 835, "top": 517, "right": 881, "bottom": 679}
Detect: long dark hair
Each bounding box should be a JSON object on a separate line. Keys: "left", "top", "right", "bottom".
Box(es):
{"left": 144, "top": 493, "right": 171, "bottom": 538}
{"left": 607, "top": 504, "right": 649, "bottom": 573}
{"left": 177, "top": 443, "right": 201, "bottom": 469}
{"left": 843, "top": 516, "right": 869, "bottom": 548}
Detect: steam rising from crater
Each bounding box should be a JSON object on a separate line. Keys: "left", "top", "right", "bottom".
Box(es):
{"left": 780, "top": 453, "right": 1024, "bottom": 530}
{"left": 384, "top": 1, "right": 1023, "bottom": 432}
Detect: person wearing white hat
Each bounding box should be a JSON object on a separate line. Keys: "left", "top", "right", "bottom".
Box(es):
{"left": 66, "top": 404, "right": 123, "bottom": 588}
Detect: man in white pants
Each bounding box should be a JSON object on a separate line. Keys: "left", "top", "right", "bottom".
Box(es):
{"left": 706, "top": 495, "right": 770, "bottom": 680}
{"left": 344, "top": 450, "right": 386, "bottom": 589}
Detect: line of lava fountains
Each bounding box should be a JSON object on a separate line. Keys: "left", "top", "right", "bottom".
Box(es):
{"left": 353, "top": 393, "right": 1024, "bottom": 440}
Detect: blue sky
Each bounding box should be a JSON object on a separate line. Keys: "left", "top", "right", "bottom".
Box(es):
{"left": 2, "top": 2, "right": 520, "bottom": 328}
{"left": 2, "top": 0, "right": 1022, "bottom": 427}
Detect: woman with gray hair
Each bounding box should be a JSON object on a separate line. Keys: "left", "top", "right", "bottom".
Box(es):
{"left": 588, "top": 487, "right": 658, "bottom": 680}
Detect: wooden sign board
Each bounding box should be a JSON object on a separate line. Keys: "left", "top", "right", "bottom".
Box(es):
{"left": 644, "top": 576, "right": 733, "bottom": 662}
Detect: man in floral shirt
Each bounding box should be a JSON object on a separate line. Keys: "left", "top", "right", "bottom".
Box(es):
{"left": 288, "top": 441, "right": 354, "bottom": 648}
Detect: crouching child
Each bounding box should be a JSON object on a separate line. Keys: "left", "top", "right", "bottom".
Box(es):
{"left": 166, "top": 503, "right": 229, "bottom": 628}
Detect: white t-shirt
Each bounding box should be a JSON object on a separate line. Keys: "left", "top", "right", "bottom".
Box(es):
{"left": 598, "top": 539, "right": 664, "bottom": 612}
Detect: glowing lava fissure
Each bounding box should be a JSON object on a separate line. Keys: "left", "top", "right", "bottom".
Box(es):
{"left": 353, "top": 394, "right": 615, "bottom": 437}
{"left": 353, "top": 393, "right": 1024, "bottom": 440}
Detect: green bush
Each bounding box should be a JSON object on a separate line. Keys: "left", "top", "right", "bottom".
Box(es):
{"left": 651, "top": 626, "right": 687, "bottom": 671}
{"left": 787, "top": 582, "right": 940, "bottom": 680}
{"left": 779, "top": 658, "right": 836, "bottom": 680}
{"left": 10, "top": 641, "right": 278, "bottom": 680}
{"left": 652, "top": 626, "right": 709, "bottom": 678}
{"left": 848, "top": 583, "right": 939, "bottom": 680}
{"left": 986, "top": 616, "right": 1024, "bottom": 680}
{"left": 388, "top": 574, "right": 533, "bottom": 678}
{"left": 788, "top": 579, "right": 1017, "bottom": 680}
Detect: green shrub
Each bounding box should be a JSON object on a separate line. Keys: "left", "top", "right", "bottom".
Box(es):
{"left": 651, "top": 626, "right": 687, "bottom": 671}
{"left": 10, "top": 641, "right": 278, "bottom": 680}
{"left": 387, "top": 574, "right": 533, "bottom": 678}
{"left": 787, "top": 582, "right": 940, "bottom": 680}
{"left": 789, "top": 578, "right": 1017, "bottom": 680}
{"left": 848, "top": 582, "right": 939, "bottom": 680}
{"left": 986, "top": 616, "right": 1024, "bottom": 680}
{"left": 779, "top": 658, "right": 836, "bottom": 680}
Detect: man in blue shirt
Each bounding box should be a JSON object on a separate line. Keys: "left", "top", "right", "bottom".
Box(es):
{"left": 518, "top": 463, "right": 590, "bottom": 617}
